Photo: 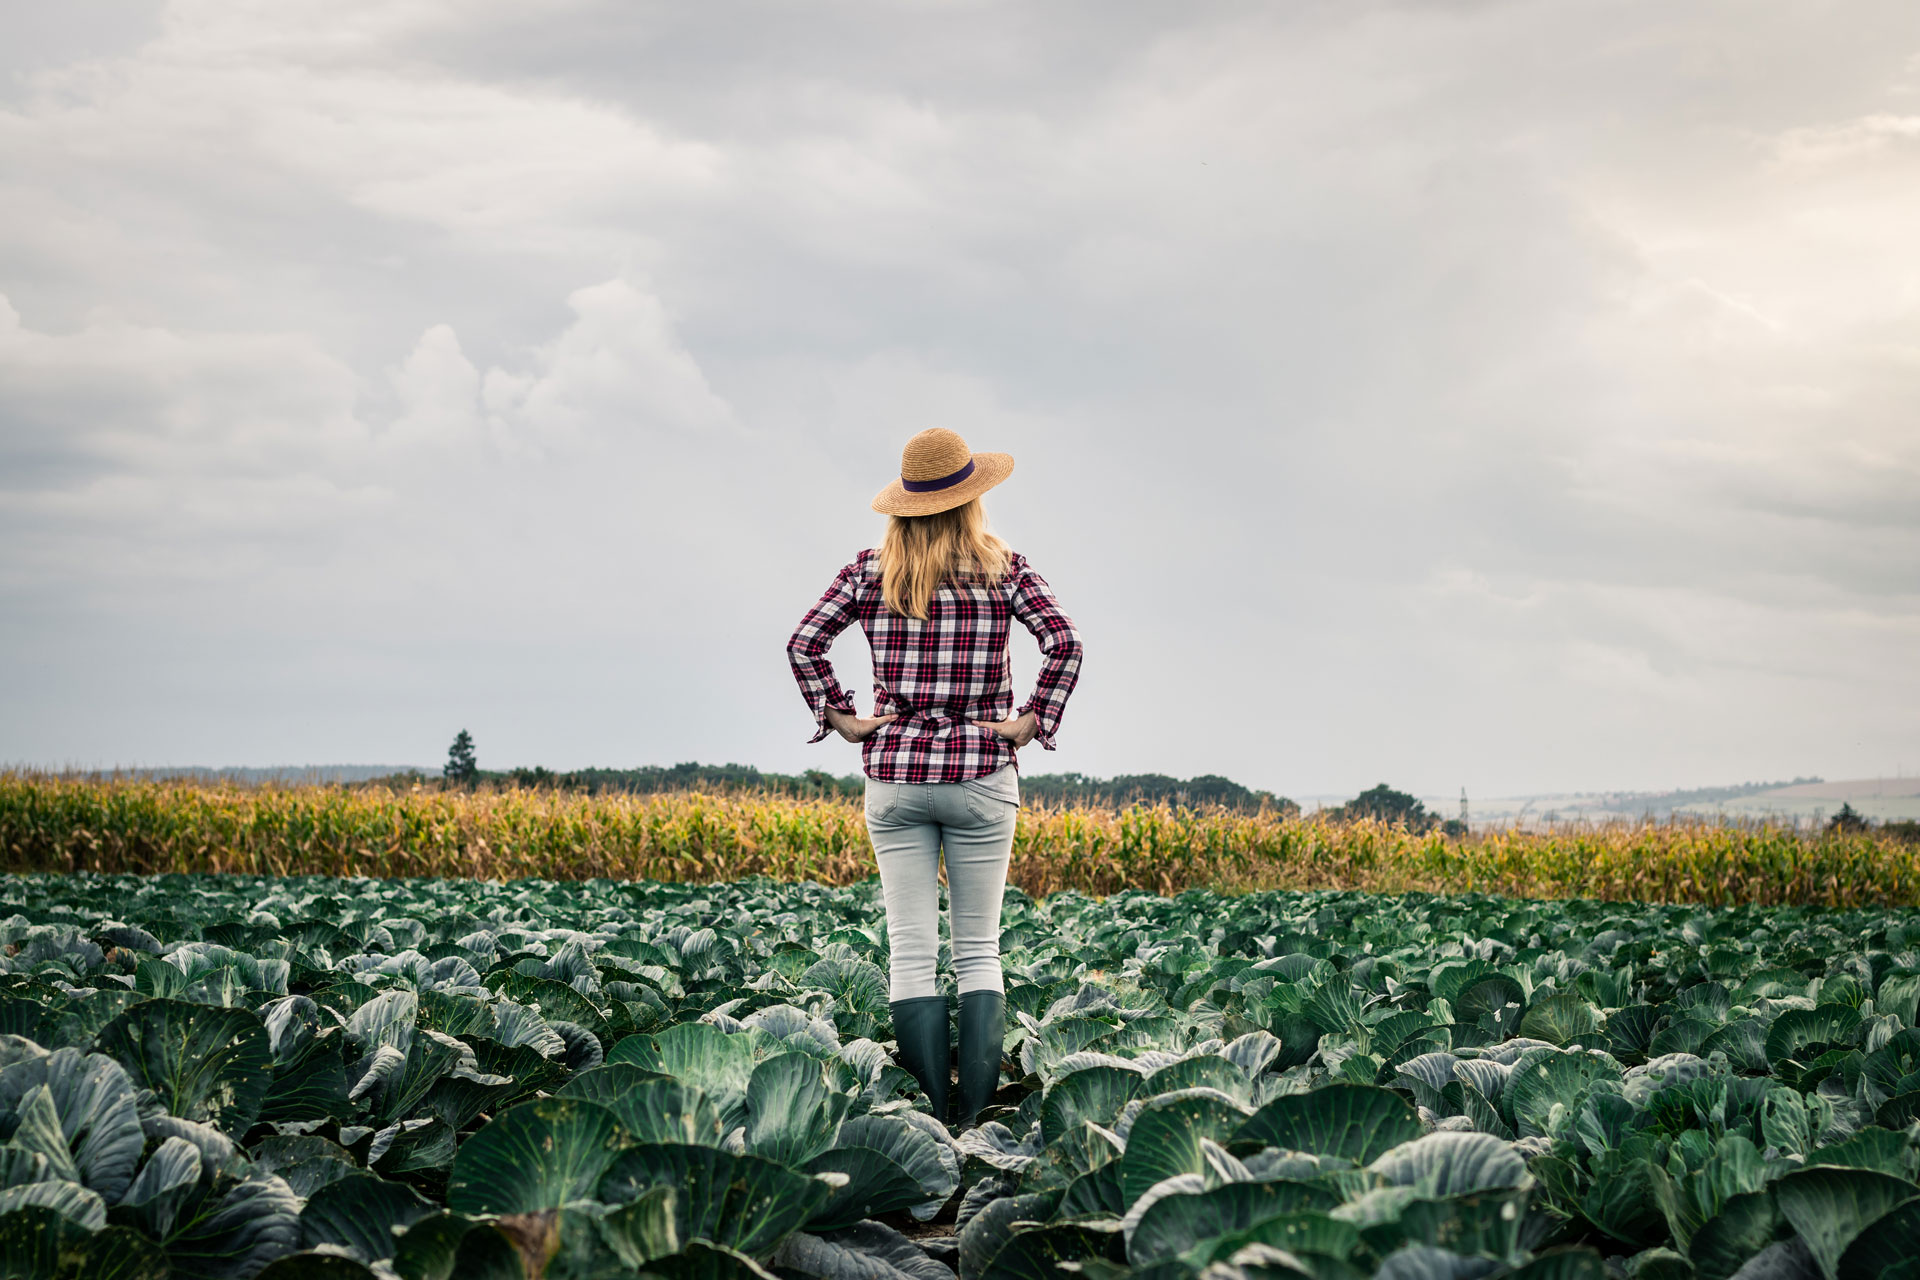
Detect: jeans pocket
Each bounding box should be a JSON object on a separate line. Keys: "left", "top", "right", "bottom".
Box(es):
{"left": 962, "top": 787, "right": 1015, "bottom": 824}
{"left": 865, "top": 781, "right": 900, "bottom": 824}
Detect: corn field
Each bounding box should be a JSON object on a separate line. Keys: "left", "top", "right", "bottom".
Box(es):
{"left": 1, "top": 771, "right": 1914, "bottom": 906}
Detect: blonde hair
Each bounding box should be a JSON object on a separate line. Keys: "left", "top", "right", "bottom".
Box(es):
{"left": 877, "top": 499, "right": 1012, "bottom": 619}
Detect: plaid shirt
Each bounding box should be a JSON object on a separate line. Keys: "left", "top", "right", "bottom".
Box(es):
{"left": 787, "top": 549, "right": 1084, "bottom": 783}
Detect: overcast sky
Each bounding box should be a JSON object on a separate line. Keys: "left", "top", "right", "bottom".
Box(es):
{"left": 2, "top": 1, "right": 1917, "bottom": 800}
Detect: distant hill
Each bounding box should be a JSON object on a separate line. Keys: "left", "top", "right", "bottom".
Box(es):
{"left": 1425, "top": 774, "right": 1920, "bottom": 829}
{"left": 1646, "top": 776, "right": 1825, "bottom": 807}
{"left": 1752, "top": 776, "right": 1920, "bottom": 801}
{"left": 1711, "top": 776, "right": 1920, "bottom": 826}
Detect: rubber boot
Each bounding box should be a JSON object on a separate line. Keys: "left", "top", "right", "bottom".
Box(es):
{"left": 955, "top": 989, "right": 1007, "bottom": 1128}
{"left": 889, "top": 996, "right": 951, "bottom": 1122}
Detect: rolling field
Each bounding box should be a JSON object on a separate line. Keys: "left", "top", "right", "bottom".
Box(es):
{"left": 4, "top": 871, "right": 1920, "bottom": 1280}
{"left": 4, "top": 774, "right": 1920, "bottom": 906}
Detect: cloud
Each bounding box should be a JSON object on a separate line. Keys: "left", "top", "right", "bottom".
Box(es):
{"left": 483, "top": 279, "right": 733, "bottom": 456}
{"left": 1773, "top": 113, "right": 1920, "bottom": 166}
{"left": 386, "top": 324, "right": 483, "bottom": 451}
{"left": 0, "top": 294, "right": 372, "bottom": 545}
{"left": 0, "top": 0, "right": 1916, "bottom": 789}
{"left": 0, "top": 271, "right": 732, "bottom": 599}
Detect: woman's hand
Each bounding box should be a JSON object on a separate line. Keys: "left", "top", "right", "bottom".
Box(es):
{"left": 824, "top": 706, "right": 898, "bottom": 743}
{"left": 972, "top": 710, "right": 1039, "bottom": 749}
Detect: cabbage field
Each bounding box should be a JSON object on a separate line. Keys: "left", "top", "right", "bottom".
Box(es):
{"left": 3, "top": 873, "right": 1920, "bottom": 1280}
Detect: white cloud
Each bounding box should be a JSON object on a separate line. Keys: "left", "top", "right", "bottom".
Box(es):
{"left": 0, "top": 292, "right": 369, "bottom": 513}
{"left": 386, "top": 324, "right": 483, "bottom": 451}
{"left": 1773, "top": 113, "right": 1920, "bottom": 166}
{"left": 0, "top": 0, "right": 1916, "bottom": 788}
{"left": 0, "top": 272, "right": 732, "bottom": 587}
{"left": 482, "top": 279, "right": 732, "bottom": 456}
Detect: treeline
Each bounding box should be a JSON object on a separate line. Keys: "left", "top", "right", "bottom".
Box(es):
{"left": 389, "top": 760, "right": 1293, "bottom": 813}
{"left": 381, "top": 761, "right": 869, "bottom": 800}
{"left": 1650, "top": 775, "right": 1824, "bottom": 807}
{"left": 1018, "top": 772, "right": 1295, "bottom": 815}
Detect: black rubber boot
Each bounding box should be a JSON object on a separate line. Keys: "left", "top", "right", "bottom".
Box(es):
{"left": 889, "top": 996, "right": 951, "bottom": 1122}
{"left": 955, "top": 989, "right": 1007, "bottom": 1128}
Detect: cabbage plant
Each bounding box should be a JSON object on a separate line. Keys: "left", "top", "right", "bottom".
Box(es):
{"left": 2, "top": 872, "right": 1919, "bottom": 1280}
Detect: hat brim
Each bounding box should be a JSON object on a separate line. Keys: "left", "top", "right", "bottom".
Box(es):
{"left": 871, "top": 452, "right": 1014, "bottom": 516}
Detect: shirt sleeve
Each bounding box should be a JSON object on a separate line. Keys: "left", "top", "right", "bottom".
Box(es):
{"left": 1010, "top": 556, "right": 1084, "bottom": 750}
{"left": 787, "top": 558, "right": 863, "bottom": 743}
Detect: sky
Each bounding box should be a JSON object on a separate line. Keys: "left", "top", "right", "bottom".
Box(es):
{"left": 1, "top": 0, "right": 1917, "bottom": 801}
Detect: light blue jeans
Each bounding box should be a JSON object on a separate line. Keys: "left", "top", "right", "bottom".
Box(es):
{"left": 864, "top": 764, "right": 1020, "bottom": 1000}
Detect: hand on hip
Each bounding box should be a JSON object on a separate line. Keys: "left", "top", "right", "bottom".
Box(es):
{"left": 971, "top": 710, "right": 1038, "bottom": 749}
{"left": 824, "top": 707, "right": 898, "bottom": 742}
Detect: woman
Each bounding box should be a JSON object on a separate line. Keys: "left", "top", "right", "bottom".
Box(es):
{"left": 786, "top": 427, "right": 1084, "bottom": 1128}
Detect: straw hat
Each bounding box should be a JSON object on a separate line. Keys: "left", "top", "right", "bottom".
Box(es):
{"left": 871, "top": 428, "right": 1015, "bottom": 516}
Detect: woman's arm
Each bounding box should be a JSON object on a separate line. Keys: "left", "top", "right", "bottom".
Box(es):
{"left": 788, "top": 559, "right": 894, "bottom": 743}
{"left": 1007, "top": 556, "right": 1084, "bottom": 749}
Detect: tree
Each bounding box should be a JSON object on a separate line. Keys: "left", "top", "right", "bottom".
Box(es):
{"left": 1327, "top": 783, "right": 1435, "bottom": 832}
{"left": 444, "top": 730, "right": 478, "bottom": 786}
{"left": 1829, "top": 802, "right": 1869, "bottom": 833}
